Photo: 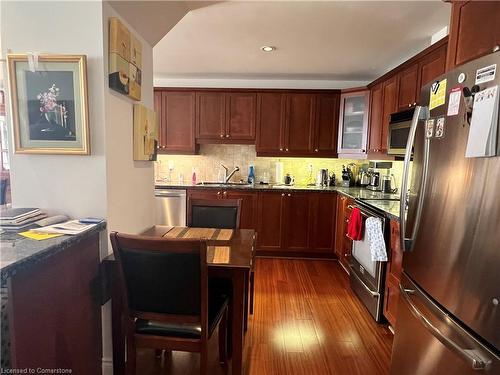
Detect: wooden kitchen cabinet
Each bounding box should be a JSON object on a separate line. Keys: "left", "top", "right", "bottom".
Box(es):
{"left": 285, "top": 93, "right": 315, "bottom": 154}
{"left": 310, "top": 192, "right": 337, "bottom": 252}
{"left": 187, "top": 188, "right": 220, "bottom": 202}
{"left": 256, "top": 191, "right": 285, "bottom": 251}
{"left": 256, "top": 93, "right": 286, "bottom": 154}
{"left": 313, "top": 94, "right": 340, "bottom": 156}
{"left": 383, "top": 219, "right": 404, "bottom": 328}
{"left": 337, "top": 90, "right": 370, "bottom": 156}
{"left": 446, "top": 1, "right": 500, "bottom": 70}
{"left": 196, "top": 91, "right": 226, "bottom": 141}
{"left": 225, "top": 92, "right": 256, "bottom": 141}
{"left": 397, "top": 63, "right": 419, "bottom": 110}
{"left": 155, "top": 90, "right": 197, "bottom": 154}
{"left": 256, "top": 191, "right": 336, "bottom": 256}
{"left": 419, "top": 43, "right": 447, "bottom": 92}
{"left": 368, "top": 83, "right": 384, "bottom": 154}
{"left": 225, "top": 190, "right": 257, "bottom": 229}
{"left": 256, "top": 91, "right": 339, "bottom": 156}
{"left": 282, "top": 192, "right": 312, "bottom": 251}
{"left": 380, "top": 75, "right": 399, "bottom": 152}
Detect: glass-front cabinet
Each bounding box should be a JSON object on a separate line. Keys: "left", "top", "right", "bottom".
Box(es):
{"left": 337, "top": 90, "right": 370, "bottom": 155}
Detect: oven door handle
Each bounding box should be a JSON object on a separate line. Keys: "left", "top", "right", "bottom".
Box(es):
{"left": 349, "top": 267, "right": 379, "bottom": 297}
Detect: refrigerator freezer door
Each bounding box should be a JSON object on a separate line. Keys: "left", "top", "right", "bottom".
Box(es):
{"left": 400, "top": 52, "right": 500, "bottom": 350}
{"left": 390, "top": 273, "right": 499, "bottom": 375}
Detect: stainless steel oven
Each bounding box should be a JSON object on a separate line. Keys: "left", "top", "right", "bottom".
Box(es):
{"left": 348, "top": 200, "right": 388, "bottom": 322}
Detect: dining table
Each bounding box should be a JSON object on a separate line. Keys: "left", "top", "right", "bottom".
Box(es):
{"left": 102, "top": 225, "right": 255, "bottom": 375}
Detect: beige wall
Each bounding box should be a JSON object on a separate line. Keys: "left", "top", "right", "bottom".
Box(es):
{"left": 156, "top": 144, "right": 405, "bottom": 189}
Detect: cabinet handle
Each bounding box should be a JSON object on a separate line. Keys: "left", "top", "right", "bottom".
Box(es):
{"left": 344, "top": 253, "right": 349, "bottom": 257}
{"left": 226, "top": 134, "right": 230, "bottom": 138}
{"left": 281, "top": 193, "right": 285, "bottom": 197}
{"left": 315, "top": 148, "right": 319, "bottom": 152}
{"left": 279, "top": 148, "right": 283, "bottom": 151}
{"left": 413, "top": 102, "right": 417, "bottom": 106}
{"left": 287, "top": 193, "right": 291, "bottom": 197}
{"left": 217, "top": 191, "right": 221, "bottom": 196}
{"left": 220, "top": 134, "right": 224, "bottom": 138}
{"left": 223, "top": 191, "right": 227, "bottom": 196}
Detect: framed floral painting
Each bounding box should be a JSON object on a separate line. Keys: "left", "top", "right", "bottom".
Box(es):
{"left": 6, "top": 54, "right": 90, "bottom": 154}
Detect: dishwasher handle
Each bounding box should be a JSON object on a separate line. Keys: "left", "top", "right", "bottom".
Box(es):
{"left": 155, "top": 190, "right": 186, "bottom": 197}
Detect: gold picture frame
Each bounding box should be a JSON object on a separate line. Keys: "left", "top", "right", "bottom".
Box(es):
{"left": 7, "top": 54, "right": 90, "bottom": 155}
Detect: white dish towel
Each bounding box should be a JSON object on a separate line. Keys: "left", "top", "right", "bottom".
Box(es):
{"left": 365, "top": 217, "right": 387, "bottom": 261}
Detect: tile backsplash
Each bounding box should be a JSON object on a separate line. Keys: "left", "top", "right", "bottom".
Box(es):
{"left": 155, "top": 144, "right": 405, "bottom": 189}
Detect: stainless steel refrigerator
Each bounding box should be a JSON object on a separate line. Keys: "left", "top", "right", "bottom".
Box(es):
{"left": 391, "top": 52, "right": 500, "bottom": 373}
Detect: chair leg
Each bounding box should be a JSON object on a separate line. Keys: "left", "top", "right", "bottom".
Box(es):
{"left": 200, "top": 343, "right": 208, "bottom": 375}
{"left": 126, "top": 335, "right": 136, "bottom": 375}
{"left": 218, "top": 308, "right": 228, "bottom": 365}
{"left": 249, "top": 270, "right": 255, "bottom": 315}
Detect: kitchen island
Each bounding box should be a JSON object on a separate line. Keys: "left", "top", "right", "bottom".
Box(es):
{"left": 0, "top": 222, "right": 106, "bottom": 373}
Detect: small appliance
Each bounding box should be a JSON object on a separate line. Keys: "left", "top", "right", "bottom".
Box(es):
{"left": 366, "top": 161, "right": 393, "bottom": 191}
{"left": 387, "top": 108, "right": 415, "bottom": 155}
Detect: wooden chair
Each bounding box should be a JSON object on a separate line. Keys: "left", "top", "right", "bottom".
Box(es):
{"left": 188, "top": 198, "right": 242, "bottom": 229}
{"left": 110, "top": 232, "right": 228, "bottom": 375}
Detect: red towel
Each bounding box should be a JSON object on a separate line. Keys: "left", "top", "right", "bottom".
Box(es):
{"left": 347, "top": 207, "right": 363, "bottom": 241}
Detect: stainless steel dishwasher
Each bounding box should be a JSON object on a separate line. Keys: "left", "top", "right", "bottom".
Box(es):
{"left": 154, "top": 189, "right": 186, "bottom": 226}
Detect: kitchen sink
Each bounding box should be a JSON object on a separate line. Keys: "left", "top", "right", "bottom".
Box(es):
{"left": 196, "top": 182, "right": 252, "bottom": 187}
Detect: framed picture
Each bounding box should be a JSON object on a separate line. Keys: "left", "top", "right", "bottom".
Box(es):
{"left": 133, "top": 104, "right": 157, "bottom": 161}
{"left": 109, "top": 17, "right": 142, "bottom": 101}
{"left": 7, "top": 54, "right": 90, "bottom": 155}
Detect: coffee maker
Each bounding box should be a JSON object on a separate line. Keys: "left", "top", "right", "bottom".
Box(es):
{"left": 366, "top": 161, "right": 393, "bottom": 191}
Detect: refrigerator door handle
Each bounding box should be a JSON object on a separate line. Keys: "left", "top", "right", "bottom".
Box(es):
{"left": 399, "top": 105, "right": 429, "bottom": 251}
{"left": 399, "top": 283, "right": 492, "bottom": 370}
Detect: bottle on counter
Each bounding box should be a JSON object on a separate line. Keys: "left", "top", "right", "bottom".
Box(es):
{"left": 248, "top": 165, "right": 255, "bottom": 184}
{"left": 191, "top": 168, "right": 197, "bottom": 185}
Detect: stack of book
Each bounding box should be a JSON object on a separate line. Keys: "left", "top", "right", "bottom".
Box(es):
{"left": 0, "top": 208, "right": 47, "bottom": 231}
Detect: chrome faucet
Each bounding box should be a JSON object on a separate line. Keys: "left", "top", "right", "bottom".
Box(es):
{"left": 220, "top": 164, "right": 240, "bottom": 183}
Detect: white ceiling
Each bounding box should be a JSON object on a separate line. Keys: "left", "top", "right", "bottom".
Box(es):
{"left": 153, "top": 1, "right": 451, "bottom": 86}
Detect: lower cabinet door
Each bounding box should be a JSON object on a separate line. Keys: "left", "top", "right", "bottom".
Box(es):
{"left": 282, "top": 192, "right": 312, "bottom": 251}
{"left": 310, "top": 192, "right": 336, "bottom": 252}
{"left": 226, "top": 191, "right": 257, "bottom": 229}
{"left": 256, "top": 192, "right": 284, "bottom": 250}
{"left": 384, "top": 278, "right": 400, "bottom": 328}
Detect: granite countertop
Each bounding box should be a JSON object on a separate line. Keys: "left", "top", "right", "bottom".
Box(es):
{"left": 0, "top": 221, "right": 106, "bottom": 284}
{"left": 156, "top": 182, "right": 401, "bottom": 220}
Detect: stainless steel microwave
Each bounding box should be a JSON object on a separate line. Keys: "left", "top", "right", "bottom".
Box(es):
{"left": 387, "top": 108, "right": 415, "bottom": 155}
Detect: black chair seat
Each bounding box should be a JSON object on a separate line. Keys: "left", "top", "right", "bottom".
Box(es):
{"left": 135, "top": 293, "right": 228, "bottom": 339}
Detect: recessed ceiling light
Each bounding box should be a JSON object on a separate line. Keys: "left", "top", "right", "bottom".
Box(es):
{"left": 261, "top": 46, "right": 276, "bottom": 52}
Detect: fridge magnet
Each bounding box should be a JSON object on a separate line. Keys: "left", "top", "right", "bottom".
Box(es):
{"left": 475, "top": 64, "right": 496, "bottom": 85}
{"left": 447, "top": 87, "right": 462, "bottom": 116}
{"left": 133, "top": 104, "right": 158, "bottom": 161}
{"left": 425, "top": 118, "right": 435, "bottom": 139}
{"left": 109, "top": 17, "right": 142, "bottom": 101}
{"left": 429, "top": 79, "right": 447, "bottom": 111}
{"left": 435, "top": 116, "right": 445, "bottom": 138}
{"left": 6, "top": 54, "right": 90, "bottom": 155}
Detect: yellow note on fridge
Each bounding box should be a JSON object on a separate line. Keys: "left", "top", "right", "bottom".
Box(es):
{"left": 19, "top": 231, "right": 64, "bottom": 240}
{"left": 429, "top": 79, "right": 447, "bottom": 110}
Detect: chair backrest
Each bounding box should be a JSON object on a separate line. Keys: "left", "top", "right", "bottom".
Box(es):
{"left": 188, "top": 198, "right": 242, "bottom": 229}
{"left": 110, "top": 232, "right": 208, "bottom": 328}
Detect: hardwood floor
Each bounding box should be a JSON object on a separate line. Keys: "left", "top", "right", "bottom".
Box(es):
{"left": 136, "top": 258, "right": 394, "bottom": 375}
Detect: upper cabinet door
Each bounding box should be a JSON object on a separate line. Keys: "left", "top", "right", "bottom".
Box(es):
{"left": 256, "top": 93, "right": 286, "bottom": 154}
{"left": 196, "top": 92, "right": 225, "bottom": 140}
{"left": 337, "top": 90, "right": 370, "bottom": 154}
{"left": 398, "top": 63, "right": 419, "bottom": 110}
{"left": 285, "top": 93, "right": 315, "bottom": 154}
{"left": 157, "top": 90, "right": 196, "bottom": 154}
{"left": 225, "top": 92, "right": 256, "bottom": 141}
{"left": 447, "top": 1, "right": 500, "bottom": 70}
{"left": 368, "top": 83, "right": 384, "bottom": 153}
{"left": 381, "top": 76, "right": 399, "bottom": 151}
{"left": 313, "top": 94, "right": 339, "bottom": 156}
{"left": 419, "top": 44, "right": 447, "bottom": 94}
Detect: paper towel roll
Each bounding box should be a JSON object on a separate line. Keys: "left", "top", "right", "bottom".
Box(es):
{"left": 275, "top": 162, "right": 284, "bottom": 184}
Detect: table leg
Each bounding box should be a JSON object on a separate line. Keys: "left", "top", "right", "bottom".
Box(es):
{"left": 230, "top": 269, "right": 246, "bottom": 375}
{"left": 110, "top": 265, "right": 125, "bottom": 375}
